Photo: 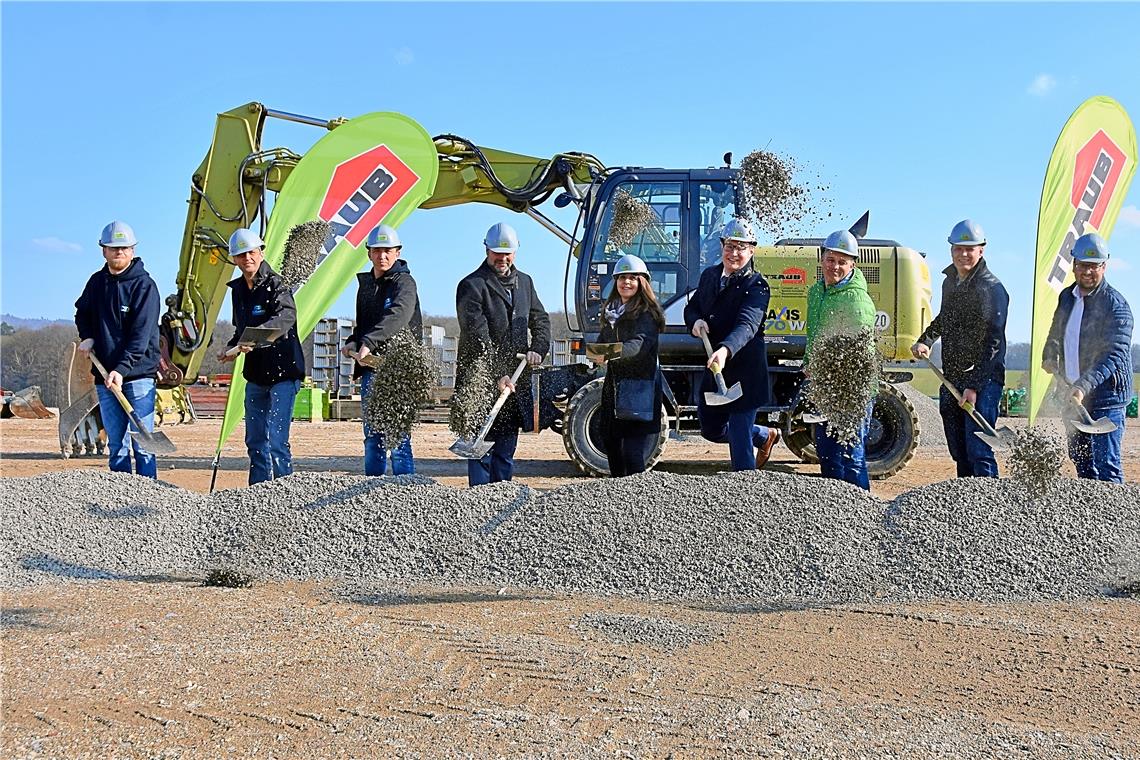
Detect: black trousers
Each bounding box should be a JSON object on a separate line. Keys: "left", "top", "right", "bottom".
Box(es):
{"left": 603, "top": 427, "right": 657, "bottom": 477}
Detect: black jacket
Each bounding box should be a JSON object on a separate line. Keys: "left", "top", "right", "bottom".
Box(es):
{"left": 347, "top": 260, "right": 423, "bottom": 378}
{"left": 455, "top": 262, "right": 551, "bottom": 435}
{"left": 226, "top": 261, "right": 306, "bottom": 386}
{"left": 598, "top": 307, "right": 663, "bottom": 435}
{"left": 74, "top": 257, "right": 161, "bottom": 382}
{"left": 683, "top": 264, "right": 772, "bottom": 410}
{"left": 917, "top": 258, "right": 1009, "bottom": 391}
{"left": 1043, "top": 280, "right": 1134, "bottom": 412}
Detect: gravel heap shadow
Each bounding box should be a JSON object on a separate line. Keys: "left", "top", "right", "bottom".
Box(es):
{"left": 737, "top": 150, "right": 830, "bottom": 238}
{"left": 804, "top": 327, "right": 882, "bottom": 445}
{"left": 362, "top": 329, "right": 439, "bottom": 445}
{"left": 279, "top": 220, "right": 332, "bottom": 290}
{"left": 448, "top": 342, "right": 497, "bottom": 440}
{"left": 607, "top": 188, "right": 658, "bottom": 248}
{"left": 1006, "top": 425, "right": 1066, "bottom": 497}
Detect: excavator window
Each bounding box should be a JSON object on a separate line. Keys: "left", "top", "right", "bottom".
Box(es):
{"left": 696, "top": 180, "right": 738, "bottom": 269}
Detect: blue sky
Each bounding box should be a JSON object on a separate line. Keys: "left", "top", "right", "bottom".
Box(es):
{"left": 3, "top": 1, "right": 1139, "bottom": 342}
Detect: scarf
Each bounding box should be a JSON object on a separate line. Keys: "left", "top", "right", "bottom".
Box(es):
{"left": 604, "top": 301, "right": 626, "bottom": 327}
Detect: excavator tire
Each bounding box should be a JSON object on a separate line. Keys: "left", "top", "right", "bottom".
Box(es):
{"left": 781, "top": 381, "right": 919, "bottom": 480}
{"left": 562, "top": 377, "right": 668, "bottom": 477}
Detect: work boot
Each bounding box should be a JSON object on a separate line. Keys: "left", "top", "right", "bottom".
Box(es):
{"left": 756, "top": 428, "right": 781, "bottom": 468}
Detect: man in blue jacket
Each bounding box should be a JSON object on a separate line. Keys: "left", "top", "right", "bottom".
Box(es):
{"left": 343, "top": 224, "right": 423, "bottom": 476}
{"left": 683, "top": 217, "right": 779, "bottom": 471}
{"left": 218, "top": 228, "right": 307, "bottom": 486}
{"left": 1042, "top": 232, "right": 1134, "bottom": 483}
{"left": 912, "top": 219, "right": 1009, "bottom": 478}
{"left": 75, "top": 221, "right": 162, "bottom": 478}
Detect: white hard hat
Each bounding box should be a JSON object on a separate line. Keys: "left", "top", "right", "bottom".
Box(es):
{"left": 228, "top": 228, "right": 264, "bottom": 256}
{"left": 484, "top": 222, "right": 519, "bottom": 253}
{"left": 366, "top": 224, "right": 401, "bottom": 248}
{"left": 99, "top": 221, "right": 137, "bottom": 248}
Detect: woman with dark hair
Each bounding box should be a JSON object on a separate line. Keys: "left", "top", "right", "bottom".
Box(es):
{"left": 592, "top": 254, "right": 666, "bottom": 476}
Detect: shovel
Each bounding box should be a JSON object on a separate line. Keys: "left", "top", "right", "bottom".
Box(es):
{"left": 1054, "top": 375, "right": 1118, "bottom": 434}
{"left": 87, "top": 354, "right": 178, "bottom": 455}
{"left": 224, "top": 326, "right": 283, "bottom": 357}
{"left": 450, "top": 354, "right": 529, "bottom": 460}
{"left": 926, "top": 360, "right": 1015, "bottom": 451}
{"left": 697, "top": 328, "right": 742, "bottom": 406}
{"left": 585, "top": 342, "right": 623, "bottom": 364}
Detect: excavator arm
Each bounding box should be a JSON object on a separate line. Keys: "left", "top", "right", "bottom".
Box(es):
{"left": 160, "top": 102, "right": 604, "bottom": 387}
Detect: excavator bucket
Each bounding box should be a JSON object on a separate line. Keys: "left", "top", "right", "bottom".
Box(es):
{"left": 58, "top": 341, "right": 105, "bottom": 458}
{"left": 8, "top": 387, "right": 54, "bottom": 419}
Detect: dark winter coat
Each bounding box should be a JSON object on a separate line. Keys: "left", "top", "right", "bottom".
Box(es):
{"left": 683, "top": 264, "right": 772, "bottom": 410}
{"left": 74, "top": 257, "right": 161, "bottom": 382}
{"left": 346, "top": 259, "right": 423, "bottom": 379}
{"left": 598, "top": 307, "right": 664, "bottom": 436}
{"left": 1042, "top": 279, "right": 1134, "bottom": 412}
{"left": 226, "top": 261, "right": 306, "bottom": 387}
{"left": 916, "top": 258, "right": 1008, "bottom": 391}
{"left": 455, "top": 262, "right": 551, "bottom": 435}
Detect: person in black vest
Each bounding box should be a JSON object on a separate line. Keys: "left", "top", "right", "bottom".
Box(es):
{"left": 218, "top": 228, "right": 307, "bottom": 486}
{"left": 343, "top": 224, "right": 423, "bottom": 476}
{"left": 683, "top": 217, "right": 779, "bottom": 471}
{"left": 591, "top": 254, "right": 665, "bottom": 477}
{"left": 74, "top": 220, "right": 161, "bottom": 479}
{"left": 455, "top": 222, "right": 551, "bottom": 486}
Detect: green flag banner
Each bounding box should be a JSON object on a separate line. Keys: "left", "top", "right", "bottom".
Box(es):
{"left": 216, "top": 112, "right": 440, "bottom": 458}
{"left": 1028, "top": 96, "right": 1136, "bottom": 424}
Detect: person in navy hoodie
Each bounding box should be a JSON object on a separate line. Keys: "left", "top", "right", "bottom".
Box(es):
{"left": 1042, "top": 232, "right": 1134, "bottom": 483}
{"left": 74, "top": 220, "right": 162, "bottom": 478}
{"left": 683, "top": 217, "right": 780, "bottom": 471}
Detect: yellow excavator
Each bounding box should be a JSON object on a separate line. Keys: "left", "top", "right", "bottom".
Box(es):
{"left": 61, "top": 102, "right": 933, "bottom": 478}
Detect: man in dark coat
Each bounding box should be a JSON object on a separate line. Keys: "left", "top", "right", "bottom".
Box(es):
{"left": 343, "top": 224, "right": 423, "bottom": 476}
{"left": 683, "top": 217, "right": 779, "bottom": 471}
{"left": 912, "top": 219, "right": 1009, "bottom": 478}
{"left": 455, "top": 222, "right": 551, "bottom": 485}
{"left": 75, "top": 220, "right": 161, "bottom": 478}
{"left": 1042, "top": 232, "right": 1133, "bottom": 483}
{"left": 218, "top": 228, "right": 307, "bottom": 486}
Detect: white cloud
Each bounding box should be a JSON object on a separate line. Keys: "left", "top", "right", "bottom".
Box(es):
{"left": 1027, "top": 74, "right": 1056, "bottom": 97}
{"left": 394, "top": 47, "right": 414, "bottom": 66}
{"left": 32, "top": 236, "right": 83, "bottom": 253}
{"left": 1108, "top": 257, "right": 1132, "bottom": 272}
{"left": 1119, "top": 204, "right": 1140, "bottom": 228}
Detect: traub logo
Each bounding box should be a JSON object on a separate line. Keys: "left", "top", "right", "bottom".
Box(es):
{"left": 317, "top": 145, "right": 420, "bottom": 264}
{"left": 1046, "top": 130, "right": 1127, "bottom": 291}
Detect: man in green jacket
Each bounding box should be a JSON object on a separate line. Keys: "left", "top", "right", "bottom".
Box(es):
{"left": 804, "top": 230, "right": 877, "bottom": 489}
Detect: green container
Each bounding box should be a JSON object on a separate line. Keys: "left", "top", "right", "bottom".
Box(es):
{"left": 1001, "top": 388, "right": 1027, "bottom": 417}
{"left": 293, "top": 386, "right": 326, "bottom": 422}
{"left": 1128, "top": 394, "right": 1138, "bottom": 419}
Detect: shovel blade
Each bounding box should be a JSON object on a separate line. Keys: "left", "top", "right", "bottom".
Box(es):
{"left": 1071, "top": 417, "right": 1117, "bottom": 434}
{"left": 449, "top": 438, "right": 494, "bottom": 460}
{"left": 972, "top": 425, "right": 1015, "bottom": 451}
{"left": 801, "top": 413, "right": 828, "bottom": 424}
{"left": 129, "top": 429, "right": 178, "bottom": 455}
{"left": 703, "top": 382, "right": 743, "bottom": 407}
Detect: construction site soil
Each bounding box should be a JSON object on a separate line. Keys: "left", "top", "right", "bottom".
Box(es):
{"left": 2, "top": 413, "right": 1138, "bottom": 758}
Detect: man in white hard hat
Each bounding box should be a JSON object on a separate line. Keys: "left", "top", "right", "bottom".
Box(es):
{"left": 217, "top": 228, "right": 307, "bottom": 486}
{"left": 75, "top": 220, "right": 162, "bottom": 478}
{"left": 1042, "top": 232, "right": 1133, "bottom": 482}
{"left": 343, "top": 224, "right": 423, "bottom": 476}
{"left": 454, "top": 222, "right": 550, "bottom": 486}
{"left": 912, "top": 219, "right": 1008, "bottom": 478}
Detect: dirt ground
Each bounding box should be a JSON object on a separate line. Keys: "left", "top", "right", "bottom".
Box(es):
{"left": 2, "top": 415, "right": 1139, "bottom": 757}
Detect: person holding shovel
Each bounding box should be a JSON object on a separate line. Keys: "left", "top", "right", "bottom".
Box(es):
{"left": 804, "top": 230, "right": 877, "bottom": 490}
{"left": 455, "top": 222, "right": 550, "bottom": 486}
{"left": 217, "top": 228, "right": 307, "bottom": 486}
{"left": 342, "top": 224, "right": 423, "bottom": 476}
{"left": 1041, "top": 232, "right": 1133, "bottom": 483}
{"left": 74, "top": 220, "right": 161, "bottom": 479}
{"left": 591, "top": 254, "right": 665, "bottom": 477}
{"left": 912, "top": 219, "right": 1009, "bottom": 478}
{"left": 683, "top": 217, "right": 779, "bottom": 471}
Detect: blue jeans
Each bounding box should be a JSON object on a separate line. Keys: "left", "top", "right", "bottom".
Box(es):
{"left": 1067, "top": 407, "right": 1125, "bottom": 483}
{"left": 360, "top": 370, "right": 415, "bottom": 476}
{"left": 245, "top": 379, "right": 300, "bottom": 486}
{"left": 698, "top": 403, "right": 772, "bottom": 471}
{"left": 939, "top": 379, "right": 1002, "bottom": 478}
{"left": 467, "top": 431, "right": 518, "bottom": 486}
{"left": 813, "top": 403, "right": 872, "bottom": 491}
{"left": 95, "top": 378, "right": 157, "bottom": 479}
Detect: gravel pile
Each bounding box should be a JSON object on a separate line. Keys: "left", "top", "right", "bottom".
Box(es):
{"left": 3, "top": 468, "right": 1138, "bottom": 603}
{"left": 278, "top": 220, "right": 331, "bottom": 290}
{"left": 1007, "top": 425, "right": 1066, "bottom": 496}
{"left": 896, "top": 382, "right": 948, "bottom": 450}
{"left": 574, "top": 612, "right": 722, "bottom": 651}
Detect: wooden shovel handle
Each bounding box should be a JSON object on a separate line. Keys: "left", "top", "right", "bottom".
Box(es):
{"left": 87, "top": 354, "right": 136, "bottom": 416}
